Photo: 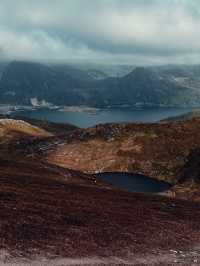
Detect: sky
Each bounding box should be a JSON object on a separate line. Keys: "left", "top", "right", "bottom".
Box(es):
{"left": 0, "top": 0, "right": 200, "bottom": 65}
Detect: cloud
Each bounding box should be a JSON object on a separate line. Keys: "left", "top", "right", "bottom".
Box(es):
{"left": 0, "top": 0, "right": 200, "bottom": 65}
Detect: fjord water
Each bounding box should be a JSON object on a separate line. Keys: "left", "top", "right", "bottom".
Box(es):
{"left": 16, "top": 107, "right": 193, "bottom": 128}
{"left": 96, "top": 172, "right": 172, "bottom": 193}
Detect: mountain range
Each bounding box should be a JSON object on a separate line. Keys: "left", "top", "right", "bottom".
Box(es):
{"left": 1, "top": 61, "right": 200, "bottom": 107}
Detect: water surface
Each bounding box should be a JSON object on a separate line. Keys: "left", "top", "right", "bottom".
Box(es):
{"left": 96, "top": 172, "right": 172, "bottom": 193}
{"left": 15, "top": 107, "right": 193, "bottom": 128}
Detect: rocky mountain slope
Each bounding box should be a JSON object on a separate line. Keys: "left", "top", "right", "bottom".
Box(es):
{"left": 27, "top": 118, "right": 200, "bottom": 184}
{"left": 1, "top": 61, "right": 200, "bottom": 107}
{"left": 3, "top": 115, "right": 200, "bottom": 206}
{"left": 5, "top": 116, "right": 200, "bottom": 186}
{"left": 92, "top": 66, "right": 199, "bottom": 107}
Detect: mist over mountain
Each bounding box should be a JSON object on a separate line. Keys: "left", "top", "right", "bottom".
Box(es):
{"left": 1, "top": 61, "right": 200, "bottom": 108}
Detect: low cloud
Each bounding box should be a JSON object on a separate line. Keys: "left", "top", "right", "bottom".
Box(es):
{"left": 0, "top": 0, "right": 200, "bottom": 65}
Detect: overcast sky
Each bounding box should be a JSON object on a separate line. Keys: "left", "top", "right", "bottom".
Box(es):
{"left": 0, "top": 0, "right": 199, "bottom": 65}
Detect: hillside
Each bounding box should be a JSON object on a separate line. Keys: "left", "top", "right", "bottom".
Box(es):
{"left": 1, "top": 158, "right": 200, "bottom": 265}
{"left": 169, "top": 149, "right": 200, "bottom": 202}
{"left": 0, "top": 118, "right": 53, "bottom": 149}
{"left": 92, "top": 67, "right": 199, "bottom": 107}
{"left": 4, "top": 116, "right": 200, "bottom": 186}
{"left": 0, "top": 117, "right": 200, "bottom": 264}
{"left": 28, "top": 118, "right": 200, "bottom": 184}
{"left": 1, "top": 61, "right": 200, "bottom": 107}
{"left": 0, "top": 114, "right": 78, "bottom": 134}
{"left": 0, "top": 119, "right": 52, "bottom": 137}
{"left": 0, "top": 61, "right": 89, "bottom": 106}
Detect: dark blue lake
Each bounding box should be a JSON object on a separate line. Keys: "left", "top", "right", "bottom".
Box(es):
{"left": 15, "top": 107, "right": 193, "bottom": 128}
{"left": 96, "top": 172, "right": 172, "bottom": 193}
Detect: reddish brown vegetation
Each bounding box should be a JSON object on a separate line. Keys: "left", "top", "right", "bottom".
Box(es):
{"left": 0, "top": 117, "right": 200, "bottom": 264}
{"left": 0, "top": 158, "right": 200, "bottom": 260}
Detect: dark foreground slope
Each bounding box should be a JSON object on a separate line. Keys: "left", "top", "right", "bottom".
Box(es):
{"left": 1, "top": 159, "right": 200, "bottom": 265}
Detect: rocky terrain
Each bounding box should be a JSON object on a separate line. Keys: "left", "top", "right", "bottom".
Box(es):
{"left": 29, "top": 118, "right": 200, "bottom": 185}
{"left": 1, "top": 117, "right": 200, "bottom": 265}
{"left": 3, "top": 116, "right": 200, "bottom": 198}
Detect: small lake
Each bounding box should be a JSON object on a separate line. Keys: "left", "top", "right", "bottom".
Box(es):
{"left": 96, "top": 172, "right": 172, "bottom": 193}
{"left": 14, "top": 107, "right": 193, "bottom": 128}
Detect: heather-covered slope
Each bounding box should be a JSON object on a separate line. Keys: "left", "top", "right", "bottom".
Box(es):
{"left": 1, "top": 158, "right": 200, "bottom": 265}
{"left": 0, "top": 117, "right": 200, "bottom": 264}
